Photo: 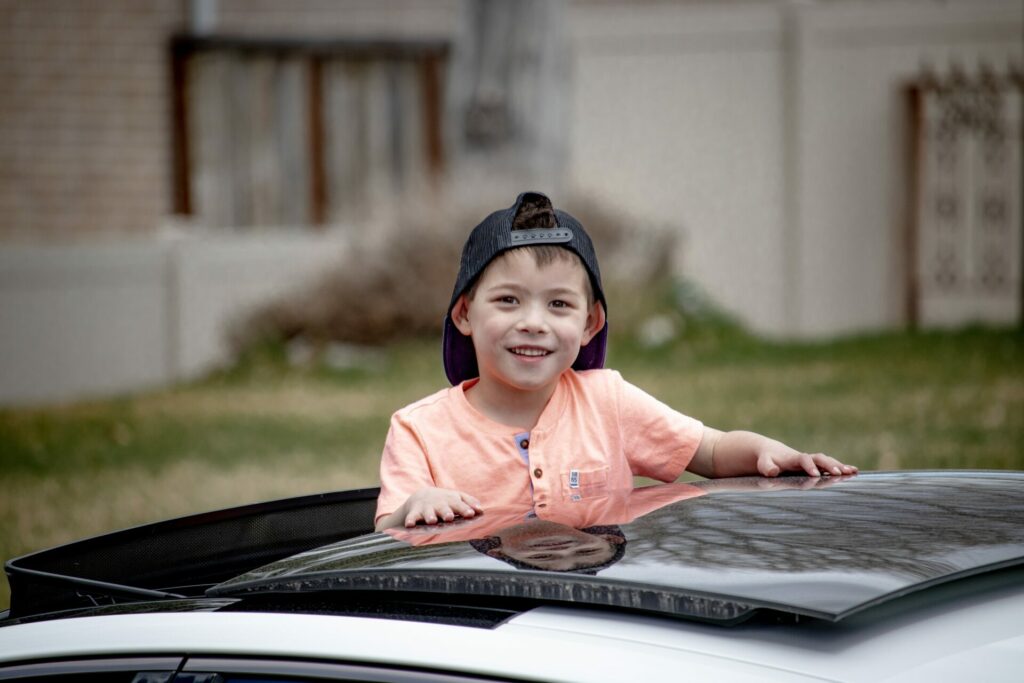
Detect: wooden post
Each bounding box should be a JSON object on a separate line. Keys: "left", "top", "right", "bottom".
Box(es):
{"left": 905, "top": 83, "right": 924, "bottom": 329}
{"left": 170, "top": 38, "right": 192, "bottom": 215}
{"left": 308, "top": 56, "right": 327, "bottom": 227}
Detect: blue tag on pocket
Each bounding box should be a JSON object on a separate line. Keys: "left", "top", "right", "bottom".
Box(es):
{"left": 569, "top": 469, "right": 580, "bottom": 489}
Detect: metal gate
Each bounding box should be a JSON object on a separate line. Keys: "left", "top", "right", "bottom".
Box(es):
{"left": 907, "top": 67, "right": 1023, "bottom": 328}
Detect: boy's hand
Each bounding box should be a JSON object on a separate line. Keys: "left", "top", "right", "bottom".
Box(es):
{"left": 398, "top": 487, "right": 483, "bottom": 528}
{"left": 698, "top": 473, "right": 854, "bottom": 494}
{"left": 690, "top": 428, "right": 858, "bottom": 479}
{"left": 756, "top": 448, "right": 858, "bottom": 478}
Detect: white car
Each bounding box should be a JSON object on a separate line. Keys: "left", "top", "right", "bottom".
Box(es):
{"left": 2, "top": 470, "right": 1023, "bottom": 682}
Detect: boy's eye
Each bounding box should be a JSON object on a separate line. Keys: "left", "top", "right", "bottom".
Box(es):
{"left": 498, "top": 296, "right": 518, "bottom": 305}
{"left": 550, "top": 300, "right": 569, "bottom": 309}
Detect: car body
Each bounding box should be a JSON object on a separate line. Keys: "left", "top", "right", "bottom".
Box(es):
{"left": 2, "top": 470, "right": 1023, "bottom": 682}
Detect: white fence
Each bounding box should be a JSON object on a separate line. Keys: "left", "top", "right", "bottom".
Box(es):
{"left": 0, "top": 233, "right": 350, "bottom": 406}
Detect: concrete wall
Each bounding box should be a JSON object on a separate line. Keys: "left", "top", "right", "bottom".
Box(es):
{"left": 0, "top": 233, "right": 350, "bottom": 405}
{"left": 568, "top": 0, "right": 1023, "bottom": 337}
{"left": 795, "top": 1, "right": 1022, "bottom": 337}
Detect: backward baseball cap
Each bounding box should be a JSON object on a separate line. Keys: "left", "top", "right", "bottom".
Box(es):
{"left": 443, "top": 191, "right": 608, "bottom": 385}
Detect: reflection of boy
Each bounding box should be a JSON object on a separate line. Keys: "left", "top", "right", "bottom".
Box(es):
{"left": 469, "top": 521, "right": 626, "bottom": 574}
{"left": 375, "top": 192, "right": 857, "bottom": 531}
{"left": 386, "top": 481, "right": 706, "bottom": 547}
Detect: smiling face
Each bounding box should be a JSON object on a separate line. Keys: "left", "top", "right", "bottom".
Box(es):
{"left": 451, "top": 248, "right": 605, "bottom": 407}
{"left": 488, "top": 519, "right": 623, "bottom": 572}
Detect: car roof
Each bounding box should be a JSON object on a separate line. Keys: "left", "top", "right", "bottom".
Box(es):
{"left": 211, "top": 470, "right": 1024, "bottom": 624}
{"left": 6, "top": 471, "right": 1024, "bottom": 627}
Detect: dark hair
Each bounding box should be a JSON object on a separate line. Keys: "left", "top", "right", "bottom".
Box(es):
{"left": 512, "top": 194, "right": 558, "bottom": 230}
{"left": 463, "top": 245, "right": 592, "bottom": 303}
{"left": 468, "top": 525, "right": 627, "bottom": 575}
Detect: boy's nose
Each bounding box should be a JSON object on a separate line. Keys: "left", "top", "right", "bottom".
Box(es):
{"left": 517, "top": 302, "right": 549, "bottom": 333}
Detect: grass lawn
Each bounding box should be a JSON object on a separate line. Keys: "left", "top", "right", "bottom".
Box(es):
{"left": 1, "top": 322, "right": 1022, "bottom": 609}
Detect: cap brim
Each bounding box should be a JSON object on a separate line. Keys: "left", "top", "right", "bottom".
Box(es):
{"left": 573, "top": 322, "right": 608, "bottom": 374}
{"left": 443, "top": 316, "right": 479, "bottom": 386}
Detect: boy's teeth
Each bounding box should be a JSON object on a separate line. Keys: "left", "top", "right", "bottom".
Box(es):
{"left": 512, "top": 348, "right": 548, "bottom": 357}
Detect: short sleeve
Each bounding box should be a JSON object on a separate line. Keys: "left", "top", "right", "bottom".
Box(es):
{"left": 616, "top": 374, "right": 704, "bottom": 482}
{"left": 375, "top": 411, "right": 436, "bottom": 523}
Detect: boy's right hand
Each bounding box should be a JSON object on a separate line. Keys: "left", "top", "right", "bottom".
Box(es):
{"left": 392, "top": 488, "right": 483, "bottom": 529}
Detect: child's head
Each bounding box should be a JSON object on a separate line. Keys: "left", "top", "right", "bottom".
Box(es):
{"left": 469, "top": 521, "right": 627, "bottom": 574}
{"left": 443, "top": 192, "right": 608, "bottom": 385}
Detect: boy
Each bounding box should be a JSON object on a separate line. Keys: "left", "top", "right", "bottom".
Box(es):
{"left": 375, "top": 192, "right": 856, "bottom": 530}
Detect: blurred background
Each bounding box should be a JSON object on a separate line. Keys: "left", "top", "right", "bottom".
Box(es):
{"left": 1, "top": 0, "right": 1022, "bottom": 606}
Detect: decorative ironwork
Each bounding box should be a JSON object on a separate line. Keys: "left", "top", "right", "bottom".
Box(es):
{"left": 908, "top": 65, "right": 1023, "bottom": 326}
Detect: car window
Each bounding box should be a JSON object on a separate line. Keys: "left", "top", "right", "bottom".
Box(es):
{"left": 0, "top": 657, "right": 179, "bottom": 682}
{"left": 183, "top": 657, "right": 524, "bottom": 683}
{"left": 0, "top": 676, "right": 172, "bottom": 683}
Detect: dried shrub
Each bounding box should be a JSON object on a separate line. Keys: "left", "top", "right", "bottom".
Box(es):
{"left": 226, "top": 190, "right": 681, "bottom": 359}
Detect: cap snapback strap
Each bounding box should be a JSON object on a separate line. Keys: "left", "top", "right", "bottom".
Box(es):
{"left": 509, "top": 228, "right": 573, "bottom": 244}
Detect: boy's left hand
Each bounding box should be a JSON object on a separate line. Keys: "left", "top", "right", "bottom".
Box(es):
{"left": 756, "top": 447, "right": 858, "bottom": 478}
{"left": 690, "top": 428, "right": 859, "bottom": 479}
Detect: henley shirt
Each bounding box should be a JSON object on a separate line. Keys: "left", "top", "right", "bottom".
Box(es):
{"left": 375, "top": 368, "right": 704, "bottom": 524}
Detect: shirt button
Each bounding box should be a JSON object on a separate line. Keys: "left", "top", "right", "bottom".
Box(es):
{"left": 520, "top": 439, "right": 529, "bottom": 449}
{"left": 533, "top": 468, "right": 543, "bottom": 478}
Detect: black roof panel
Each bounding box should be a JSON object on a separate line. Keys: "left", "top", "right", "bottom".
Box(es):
{"left": 211, "top": 472, "right": 1024, "bottom": 623}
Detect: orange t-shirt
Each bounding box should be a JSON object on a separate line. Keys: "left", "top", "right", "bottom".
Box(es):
{"left": 375, "top": 369, "right": 704, "bottom": 523}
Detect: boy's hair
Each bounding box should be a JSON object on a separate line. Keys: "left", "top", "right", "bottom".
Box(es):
{"left": 463, "top": 247, "right": 593, "bottom": 303}
{"left": 443, "top": 191, "right": 608, "bottom": 385}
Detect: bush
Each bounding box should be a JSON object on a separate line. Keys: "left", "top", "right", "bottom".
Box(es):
{"left": 226, "top": 190, "right": 683, "bottom": 361}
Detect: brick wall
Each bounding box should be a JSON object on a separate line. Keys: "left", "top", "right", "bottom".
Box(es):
{"left": 0, "top": 0, "right": 185, "bottom": 241}
{"left": 0, "top": 0, "right": 461, "bottom": 243}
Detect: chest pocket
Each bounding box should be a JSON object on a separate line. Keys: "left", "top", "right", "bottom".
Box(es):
{"left": 561, "top": 466, "right": 610, "bottom": 500}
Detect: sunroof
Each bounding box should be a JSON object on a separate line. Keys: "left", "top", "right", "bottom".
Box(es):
{"left": 210, "top": 472, "right": 1024, "bottom": 623}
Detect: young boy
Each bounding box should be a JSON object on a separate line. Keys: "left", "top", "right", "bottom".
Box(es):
{"left": 375, "top": 192, "right": 857, "bottom": 530}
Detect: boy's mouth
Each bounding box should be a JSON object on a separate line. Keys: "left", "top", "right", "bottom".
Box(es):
{"left": 509, "top": 346, "right": 551, "bottom": 358}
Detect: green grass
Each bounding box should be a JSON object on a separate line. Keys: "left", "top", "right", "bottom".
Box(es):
{"left": 614, "top": 326, "right": 1023, "bottom": 471}
{"left": 1, "top": 319, "right": 1022, "bottom": 609}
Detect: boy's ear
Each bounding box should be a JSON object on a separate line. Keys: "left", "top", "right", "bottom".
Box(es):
{"left": 580, "top": 302, "right": 606, "bottom": 347}
{"left": 483, "top": 536, "right": 504, "bottom": 559}
{"left": 598, "top": 533, "right": 625, "bottom": 546}
{"left": 451, "top": 295, "right": 473, "bottom": 335}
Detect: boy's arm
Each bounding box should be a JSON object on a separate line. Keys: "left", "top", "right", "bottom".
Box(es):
{"left": 377, "top": 412, "right": 480, "bottom": 530}
{"left": 687, "top": 427, "right": 858, "bottom": 479}
{"left": 375, "top": 488, "right": 483, "bottom": 531}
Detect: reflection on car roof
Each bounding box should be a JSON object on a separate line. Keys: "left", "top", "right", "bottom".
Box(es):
{"left": 211, "top": 471, "right": 1024, "bottom": 624}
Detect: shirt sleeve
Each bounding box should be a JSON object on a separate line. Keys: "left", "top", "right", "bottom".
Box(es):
{"left": 615, "top": 373, "right": 704, "bottom": 482}
{"left": 375, "top": 411, "right": 437, "bottom": 524}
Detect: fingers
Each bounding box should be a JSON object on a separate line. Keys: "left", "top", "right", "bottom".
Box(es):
{"left": 404, "top": 505, "right": 434, "bottom": 528}
{"left": 807, "top": 453, "right": 859, "bottom": 477}
{"left": 457, "top": 492, "right": 483, "bottom": 516}
{"left": 760, "top": 451, "right": 860, "bottom": 479}
{"left": 756, "top": 452, "right": 781, "bottom": 478}
{"left": 403, "top": 489, "right": 484, "bottom": 528}
{"left": 799, "top": 453, "right": 821, "bottom": 477}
